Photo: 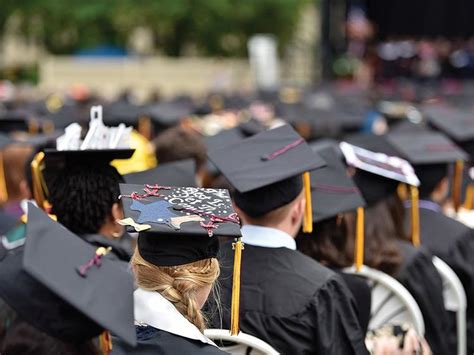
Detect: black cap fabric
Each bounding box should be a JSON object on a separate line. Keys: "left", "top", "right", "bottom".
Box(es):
{"left": 119, "top": 184, "right": 241, "bottom": 266}
{"left": 208, "top": 124, "right": 326, "bottom": 193}
{"left": 124, "top": 159, "right": 197, "bottom": 187}
{"left": 44, "top": 148, "right": 135, "bottom": 163}
{"left": 387, "top": 131, "right": 468, "bottom": 165}
{"left": 0, "top": 205, "right": 136, "bottom": 345}
{"left": 0, "top": 110, "right": 30, "bottom": 133}
{"left": 146, "top": 101, "right": 193, "bottom": 127}
{"left": 102, "top": 102, "right": 146, "bottom": 126}
{"left": 311, "top": 147, "right": 365, "bottom": 223}
{"left": 344, "top": 133, "right": 400, "bottom": 156}
{"left": 424, "top": 105, "right": 474, "bottom": 143}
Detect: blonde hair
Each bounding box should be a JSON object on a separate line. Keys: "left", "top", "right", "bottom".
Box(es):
{"left": 131, "top": 248, "right": 220, "bottom": 332}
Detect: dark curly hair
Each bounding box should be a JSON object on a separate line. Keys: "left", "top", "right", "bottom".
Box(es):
{"left": 48, "top": 163, "right": 123, "bottom": 235}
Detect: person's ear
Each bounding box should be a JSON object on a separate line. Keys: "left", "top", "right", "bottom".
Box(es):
{"left": 111, "top": 202, "right": 124, "bottom": 221}
{"left": 436, "top": 177, "right": 450, "bottom": 200}
{"left": 291, "top": 194, "right": 306, "bottom": 226}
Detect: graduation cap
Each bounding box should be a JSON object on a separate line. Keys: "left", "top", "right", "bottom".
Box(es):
{"left": 0, "top": 110, "right": 31, "bottom": 133}
{"left": 119, "top": 183, "right": 243, "bottom": 335}
{"left": 146, "top": 101, "right": 193, "bottom": 128}
{"left": 340, "top": 141, "right": 422, "bottom": 247}
{"left": 310, "top": 147, "right": 366, "bottom": 223}
{"left": 0, "top": 204, "right": 136, "bottom": 347}
{"left": 124, "top": 159, "right": 197, "bottom": 187}
{"left": 208, "top": 124, "right": 326, "bottom": 233}
{"left": 387, "top": 131, "right": 468, "bottom": 211}
{"left": 424, "top": 105, "right": 474, "bottom": 159}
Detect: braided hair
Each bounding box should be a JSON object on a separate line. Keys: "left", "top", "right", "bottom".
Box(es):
{"left": 48, "top": 163, "right": 123, "bottom": 235}
{"left": 131, "top": 248, "right": 220, "bottom": 332}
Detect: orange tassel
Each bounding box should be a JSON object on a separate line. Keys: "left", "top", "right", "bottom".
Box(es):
{"left": 452, "top": 160, "right": 464, "bottom": 213}
{"left": 99, "top": 331, "right": 112, "bottom": 354}
{"left": 0, "top": 152, "right": 8, "bottom": 204}
{"left": 410, "top": 186, "right": 420, "bottom": 247}
{"left": 302, "top": 172, "right": 313, "bottom": 233}
{"left": 230, "top": 239, "right": 243, "bottom": 336}
{"left": 463, "top": 183, "right": 474, "bottom": 210}
{"left": 31, "top": 152, "right": 49, "bottom": 210}
{"left": 355, "top": 207, "right": 364, "bottom": 272}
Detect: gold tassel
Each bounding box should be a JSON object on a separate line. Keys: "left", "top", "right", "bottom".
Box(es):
{"left": 31, "top": 152, "right": 49, "bottom": 210}
{"left": 230, "top": 239, "right": 243, "bottom": 336}
{"left": 28, "top": 118, "right": 40, "bottom": 135}
{"left": 99, "top": 331, "right": 112, "bottom": 354}
{"left": 355, "top": 207, "right": 364, "bottom": 272}
{"left": 463, "top": 183, "right": 474, "bottom": 210}
{"left": 0, "top": 152, "right": 8, "bottom": 204}
{"left": 452, "top": 160, "right": 464, "bottom": 213}
{"left": 302, "top": 172, "right": 313, "bottom": 233}
{"left": 410, "top": 185, "right": 420, "bottom": 247}
{"left": 138, "top": 116, "right": 152, "bottom": 141}
{"left": 397, "top": 183, "right": 408, "bottom": 201}
{"left": 42, "top": 120, "right": 55, "bottom": 134}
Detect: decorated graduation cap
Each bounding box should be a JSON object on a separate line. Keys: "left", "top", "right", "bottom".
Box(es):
{"left": 387, "top": 131, "right": 468, "bottom": 211}
{"left": 207, "top": 124, "right": 326, "bottom": 233}
{"left": 0, "top": 204, "right": 136, "bottom": 348}
{"left": 119, "top": 183, "right": 243, "bottom": 335}
{"left": 340, "top": 141, "right": 422, "bottom": 247}
{"left": 124, "top": 159, "right": 197, "bottom": 187}
{"left": 31, "top": 105, "right": 134, "bottom": 210}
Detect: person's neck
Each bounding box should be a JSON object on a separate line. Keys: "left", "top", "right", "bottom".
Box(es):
{"left": 242, "top": 222, "right": 296, "bottom": 239}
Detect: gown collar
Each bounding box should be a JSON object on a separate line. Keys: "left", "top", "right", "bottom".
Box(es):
{"left": 133, "top": 288, "right": 217, "bottom": 347}
{"left": 241, "top": 224, "right": 296, "bottom": 250}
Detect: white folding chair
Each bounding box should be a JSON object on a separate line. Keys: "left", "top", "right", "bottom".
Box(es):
{"left": 343, "top": 265, "right": 425, "bottom": 336}
{"left": 204, "top": 329, "right": 279, "bottom": 355}
{"left": 432, "top": 256, "right": 467, "bottom": 355}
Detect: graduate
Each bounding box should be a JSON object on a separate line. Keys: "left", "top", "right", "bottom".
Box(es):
{"left": 207, "top": 125, "right": 369, "bottom": 354}
{"left": 0, "top": 205, "right": 136, "bottom": 354}
{"left": 388, "top": 129, "right": 474, "bottom": 354}
{"left": 295, "top": 145, "right": 371, "bottom": 334}
{"left": 340, "top": 136, "right": 452, "bottom": 355}
{"left": 31, "top": 106, "right": 136, "bottom": 262}
{"left": 112, "top": 183, "right": 242, "bottom": 354}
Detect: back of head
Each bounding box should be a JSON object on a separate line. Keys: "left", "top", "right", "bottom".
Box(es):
{"left": 48, "top": 163, "right": 123, "bottom": 235}
{"left": 349, "top": 198, "right": 402, "bottom": 276}
{"left": 296, "top": 216, "right": 353, "bottom": 268}
{"left": 131, "top": 248, "right": 220, "bottom": 332}
{"left": 415, "top": 163, "right": 448, "bottom": 199}
{"left": 153, "top": 127, "right": 207, "bottom": 173}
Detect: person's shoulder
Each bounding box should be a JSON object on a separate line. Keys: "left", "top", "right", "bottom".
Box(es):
{"left": 420, "top": 208, "right": 471, "bottom": 234}
{"left": 112, "top": 326, "right": 226, "bottom": 355}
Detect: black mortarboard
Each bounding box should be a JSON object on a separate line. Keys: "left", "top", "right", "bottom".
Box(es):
{"left": 207, "top": 124, "right": 325, "bottom": 224}
{"left": 340, "top": 141, "right": 420, "bottom": 206}
{"left": 119, "top": 183, "right": 241, "bottom": 266}
{"left": 0, "top": 110, "right": 30, "bottom": 133}
{"left": 146, "top": 101, "right": 192, "bottom": 128}
{"left": 102, "top": 101, "right": 146, "bottom": 126}
{"left": 44, "top": 148, "right": 135, "bottom": 164}
{"left": 48, "top": 104, "right": 89, "bottom": 129}
{"left": 0, "top": 205, "right": 136, "bottom": 346}
{"left": 124, "top": 159, "right": 197, "bottom": 187}
{"left": 387, "top": 131, "right": 468, "bottom": 202}
{"left": 387, "top": 131, "right": 468, "bottom": 165}
{"left": 424, "top": 105, "right": 474, "bottom": 159}
{"left": 311, "top": 147, "right": 365, "bottom": 223}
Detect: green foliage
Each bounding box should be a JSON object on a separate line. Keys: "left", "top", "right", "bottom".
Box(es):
{"left": 0, "top": 0, "right": 310, "bottom": 56}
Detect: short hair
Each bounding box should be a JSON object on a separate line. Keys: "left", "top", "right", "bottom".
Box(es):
{"left": 153, "top": 127, "right": 207, "bottom": 171}
{"left": 48, "top": 163, "right": 123, "bottom": 235}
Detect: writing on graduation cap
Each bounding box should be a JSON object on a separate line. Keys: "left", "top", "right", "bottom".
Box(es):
{"left": 119, "top": 184, "right": 240, "bottom": 237}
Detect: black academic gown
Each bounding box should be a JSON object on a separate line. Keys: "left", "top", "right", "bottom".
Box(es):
{"left": 81, "top": 234, "right": 132, "bottom": 262}
{"left": 395, "top": 240, "right": 453, "bottom": 355}
{"left": 209, "top": 241, "right": 369, "bottom": 355}
{"left": 112, "top": 326, "right": 226, "bottom": 355}
{"left": 410, "top": 203, "right": 474, "bottom": 353}
{"left": 336, "top": 272, "right": 372, "bottom": 335}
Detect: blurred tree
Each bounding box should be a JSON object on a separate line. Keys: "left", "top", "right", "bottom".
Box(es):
{"left": 0, "top": 0, "right": 310, "bottom": 56}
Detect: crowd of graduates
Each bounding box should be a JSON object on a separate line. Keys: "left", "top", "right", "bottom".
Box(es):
{"left": 0, "top": 79, "right": 473, "bottom": 354}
